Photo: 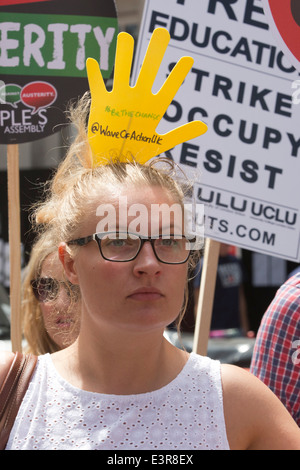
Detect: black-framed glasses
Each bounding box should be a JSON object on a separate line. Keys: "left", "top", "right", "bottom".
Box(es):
{"left": 67, "top": 232, "right": 192, "bottom": 264}
{"left": 31, "top": 277, "right": 79, "bottom": 303}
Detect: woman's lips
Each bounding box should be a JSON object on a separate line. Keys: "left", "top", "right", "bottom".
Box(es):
{"left": 128, "top": 287, "right": 163, "bottom": 301}
{"left": 56, "top": 318, "right": 74, "bottom": 328}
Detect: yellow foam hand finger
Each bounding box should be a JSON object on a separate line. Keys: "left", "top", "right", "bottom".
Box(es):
{"left": 87, "top": 28, "right": 208, "bottom": 167}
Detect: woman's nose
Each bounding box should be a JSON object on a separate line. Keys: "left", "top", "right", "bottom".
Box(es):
{"left": 132, "top": 241, "right": 162, "bottom": 276}
{"left": 55, "top": 284, "right": 72, "bottom": 307}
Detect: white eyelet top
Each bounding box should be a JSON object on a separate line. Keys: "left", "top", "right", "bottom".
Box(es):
{"left": 6, "top": 352, "right": 229, "bottom": 450}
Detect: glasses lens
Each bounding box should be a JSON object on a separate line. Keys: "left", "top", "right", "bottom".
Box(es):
{"left": 154, "top": 236, "right": 190, "bottom": 264}
{"left": 100, "top": 232, "right": 140, "bottom": 261}
{"left": 31, "top": 278, "right": 59, "bottom": 302}
{"left": 97, "top": 232, "right": 190, "bottom": 263}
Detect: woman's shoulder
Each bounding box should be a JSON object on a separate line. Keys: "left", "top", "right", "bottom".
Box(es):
{"left": 220, "top": 363, "right": 285, "bottom": 421}
{"left": 220, "top": 364, "right": 300, "bottom": 449}
{"left": 0, "top": 351, "right": 16, "bottom": 388}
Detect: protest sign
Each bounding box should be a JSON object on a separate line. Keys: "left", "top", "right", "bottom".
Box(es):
{"left": 132, "top": 0, "right": 300, "bottom": 262}
{"left": 0, "top": 0, "right": 118, "bottom": 144}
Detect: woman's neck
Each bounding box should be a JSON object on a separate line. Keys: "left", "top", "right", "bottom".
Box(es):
{"left": 52, "top": 326, "right": 188, "bottom": 395}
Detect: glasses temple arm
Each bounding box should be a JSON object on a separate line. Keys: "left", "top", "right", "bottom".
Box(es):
{"left": 67, "top": 235, "right": 93, "bottom": 246}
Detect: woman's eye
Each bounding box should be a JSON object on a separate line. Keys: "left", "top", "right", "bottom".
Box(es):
{"left": 104, "top": 238, "right": 129, "bottom": 248}
{"left": 111, "top": 239, "right": 126, "bottom": 247}
{"left": 43, "top": 282, "right": 56, "bottom": 294}
{"left": 161, "top": 238, "right": 177, "bottom": 246}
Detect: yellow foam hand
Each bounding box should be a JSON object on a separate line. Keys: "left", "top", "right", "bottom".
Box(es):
{"left": 86, "top": 27, "right": 208, "bottom": 166}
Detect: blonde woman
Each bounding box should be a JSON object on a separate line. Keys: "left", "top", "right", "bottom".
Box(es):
{"left": 0, "top": 94, "right": 299, "bottom": 450}
{"left": 22, "top": 230, "right": 80, "bottom": 355}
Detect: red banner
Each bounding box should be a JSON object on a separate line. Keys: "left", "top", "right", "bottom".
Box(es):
{"left": 0, "top": 0, "right": 51, "bottom": 5}
{"left": 266, "top": 0, "right": 300, "bottom": 65}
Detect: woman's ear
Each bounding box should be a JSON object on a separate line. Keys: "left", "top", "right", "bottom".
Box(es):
{"left": 58, "top": 243, "right": 79, "bottom": 284}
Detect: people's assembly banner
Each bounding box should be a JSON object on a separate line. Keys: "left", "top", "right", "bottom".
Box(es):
{"left": 132, "top": 0, "right": 300, "bottom": 261}
{"left": 0, "top": 0, "right": 118, "bottom": 144}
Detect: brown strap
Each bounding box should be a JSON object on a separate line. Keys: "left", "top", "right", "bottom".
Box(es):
{"left": 0, "top": 352, "right": 37, "bottom": 450}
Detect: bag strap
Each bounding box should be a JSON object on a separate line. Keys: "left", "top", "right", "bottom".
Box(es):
{"left": 0, "top": 352, "right": 38, "bottom": 449}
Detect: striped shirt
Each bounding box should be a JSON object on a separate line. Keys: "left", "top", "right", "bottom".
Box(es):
{"left": 250, "top": 273, "right": 300, "bottom": 426}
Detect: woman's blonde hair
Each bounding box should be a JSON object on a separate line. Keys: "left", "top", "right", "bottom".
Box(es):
{"left": 32, "top": 93, "right": 200, "bottom": 328}
{"left": 22, "top": 230, "right": 60, "bottom": 354}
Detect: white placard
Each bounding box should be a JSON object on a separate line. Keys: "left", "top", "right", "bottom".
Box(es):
{"left": 132, "top": 0, "right": 300, "bottom": 261}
